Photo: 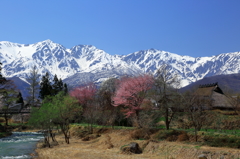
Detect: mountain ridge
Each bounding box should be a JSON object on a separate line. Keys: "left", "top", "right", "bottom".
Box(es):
{"left": 1, "top": 40, "right": 240, "bottom": 88}
{"left": 180, "top": 73, "right": 240, "bottom": 94}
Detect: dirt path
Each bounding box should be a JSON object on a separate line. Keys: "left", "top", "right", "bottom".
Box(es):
{"left": 35, "top": 129, "right": 240, "bottom": 159}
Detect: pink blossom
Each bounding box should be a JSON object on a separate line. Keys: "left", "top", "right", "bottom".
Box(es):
{"left": 70, "top": 83, "right": 97, "bottom": 106}
{"left": 112, "top": 74, "right": 154, "bottom": 118}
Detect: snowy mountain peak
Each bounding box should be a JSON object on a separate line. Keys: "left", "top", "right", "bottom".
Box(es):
{"left": 0, "top": 40, "right": 240, "bottom": 88}
{"left": 33, "top": 39, "right": 64, "bottom": 51}
{"left": 36, "top": 39, "right": 56, "bottom": 45}
{"left": 42, "top": 39, "right": 54, "bottom": 43}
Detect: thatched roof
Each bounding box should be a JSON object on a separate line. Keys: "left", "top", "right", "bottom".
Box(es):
{"left": 195, "top": 82, "right": 223, "bottom": 96}
{"left": 195, "top": 82, "right": 233, "bottom": 109}
{"left": 212, "top": 92, "right": 232, "bottom": 108}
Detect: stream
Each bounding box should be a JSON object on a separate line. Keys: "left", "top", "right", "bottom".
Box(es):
{"left": 0, "top": 132, "right": 44, "bottom": 159}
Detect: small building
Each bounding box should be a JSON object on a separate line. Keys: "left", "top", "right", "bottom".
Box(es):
{"left": 194, "top": 82, "right": 233, "bottom": 110}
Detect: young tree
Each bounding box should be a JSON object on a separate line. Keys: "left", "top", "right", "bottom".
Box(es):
{"left": 27, "top": 65, "right": 40, "bottom": 107}
{"left": 51, "top": 92, "right": 81, "bottom": 144}
{"left": 28, "top": 99, "right": 56, "bottom": 147}
{"left": 29, "top": 92, "right": 81, "bottom": 144}
{"left": 154, "top": 64, "right": 181, "bottom": 130}
{"left": 39, "top": 72, "right": 52, "bottom": 100}
{"left": 112, "top": 74, "right": 154, "bottom": 128}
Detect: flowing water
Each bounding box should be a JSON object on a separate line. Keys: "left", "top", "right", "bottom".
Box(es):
{"left": 0, "top": 132, "right": 44, "bottom": 159}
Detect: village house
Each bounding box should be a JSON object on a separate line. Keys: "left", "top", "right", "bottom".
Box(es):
{"left": 194, "top": 82, "right": 233, "bottom": 110}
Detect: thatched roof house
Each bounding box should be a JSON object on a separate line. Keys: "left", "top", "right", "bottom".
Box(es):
{"left": 194, "top": 82, "right": 233, "bottom": 110}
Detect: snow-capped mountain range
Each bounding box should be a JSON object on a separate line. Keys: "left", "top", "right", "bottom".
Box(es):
{"left": 0, "top": 39, "right": 240, "bottom": 88}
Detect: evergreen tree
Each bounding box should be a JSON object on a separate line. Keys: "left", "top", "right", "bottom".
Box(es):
{"left": 39, "top": 72, "right": 52, "bottom": 100}
{"left": 63, "top": 83, "right": 68, "bottom": 95}
{"left": 16, "top": 92, "right": 24, "bottom": 108}
{"left": 58, "top": 78, "right": 64, "bottom": 93}
{"left": 52, "top": 74, "right": 59, "bottom": 95}
{"left": 52, "top": 74, "right": 64, "bottom": 95}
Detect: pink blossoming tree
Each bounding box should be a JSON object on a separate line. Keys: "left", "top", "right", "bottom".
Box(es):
{"left": 70, "top": 83, "right": 97, "bottom": 108}
{"left": 70, "top": 83, "right": 98, "bottom": 133}
{"left": 112, "top": 74, "right": 154, "bottom": 127}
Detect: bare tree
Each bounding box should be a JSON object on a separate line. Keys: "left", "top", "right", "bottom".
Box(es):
{"left": 154, "top": 64, "right": 181, "bottom": 130}
{"left": 27, "top": 65, "right": 40, "bottom": 107}
{"left": 225, "top": 93, "right": 240, "bottom": 114}
{"left": 182, "top": 92, "right": 212, "bottom": 142}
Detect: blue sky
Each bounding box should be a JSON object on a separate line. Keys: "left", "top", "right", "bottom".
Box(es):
{"left": 1, "top": 0, "right": 240, "bottom": 57}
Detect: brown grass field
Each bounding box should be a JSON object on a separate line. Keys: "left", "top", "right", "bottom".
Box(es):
{"left": 35, "top": 127, "right": 240, "bottom": 159}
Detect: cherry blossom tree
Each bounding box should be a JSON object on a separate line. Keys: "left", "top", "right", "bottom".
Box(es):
{"left": 70, "top": 83, "right": 98, "bottom": 133}
{"left": 112, "top": 74, "right": 154, "bottom": 128}
{"left": 69, "top": 83, "right": 97, "bottom": 108}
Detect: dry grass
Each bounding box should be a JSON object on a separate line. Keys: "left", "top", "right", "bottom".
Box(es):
{"left": 35, "top": 128, "right": 240, "bottom": 159}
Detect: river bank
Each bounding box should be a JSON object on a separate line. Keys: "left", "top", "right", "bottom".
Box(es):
{"left": 0, "top": 132, "right": 12, "bottom": 138}
{"left": 35, "top": 127, "right": 240, "bottom": 159}
{"left": 0, "top": 124, "right": 35, "bottom": 138}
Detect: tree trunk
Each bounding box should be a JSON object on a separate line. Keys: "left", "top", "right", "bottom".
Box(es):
{"left": 63, "top": 131, "right": 69, "bottom": 144}
{"left": 135, "top": 110, "right": 142, "bottom": 128}
{"left": 197, "top": 126, "right": 201, "bottom": 131}
{"left": 21, "top": 114, "right": 23, "bottom": 124}
{"left": 4, "top": 113, "right": 8, "bottom": 126}
{"left": 44, "top": 132, "right": 50, "bottom": 148}
{"left": 49, "top": 129, "right": 57, "bottom": 142}
{"left": 63, "top": 131, "right": 70, "bottom": 144}
{"left": 165, "top": 107, "right": 170, "bottom": 130}
{"left": 60, "top": 123, "right": 70, "bottom": 144}
{"left": 194, "top": 128, "right": 198, "bottom": 142}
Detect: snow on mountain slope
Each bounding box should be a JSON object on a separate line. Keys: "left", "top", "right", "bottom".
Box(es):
{"left": 70, "top": 45, "right": 128, "bottom": 73}
{"left": 0, "top": 40, "right": 240, "bottom": 88}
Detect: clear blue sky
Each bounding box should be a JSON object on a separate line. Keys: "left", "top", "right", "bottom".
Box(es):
{"left": 1, "top": 0, "right": 240, "bottom": 57}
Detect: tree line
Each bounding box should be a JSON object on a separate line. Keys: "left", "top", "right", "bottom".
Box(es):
{"left": 28, "top": 64, "right": 226, "bottom": 144}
